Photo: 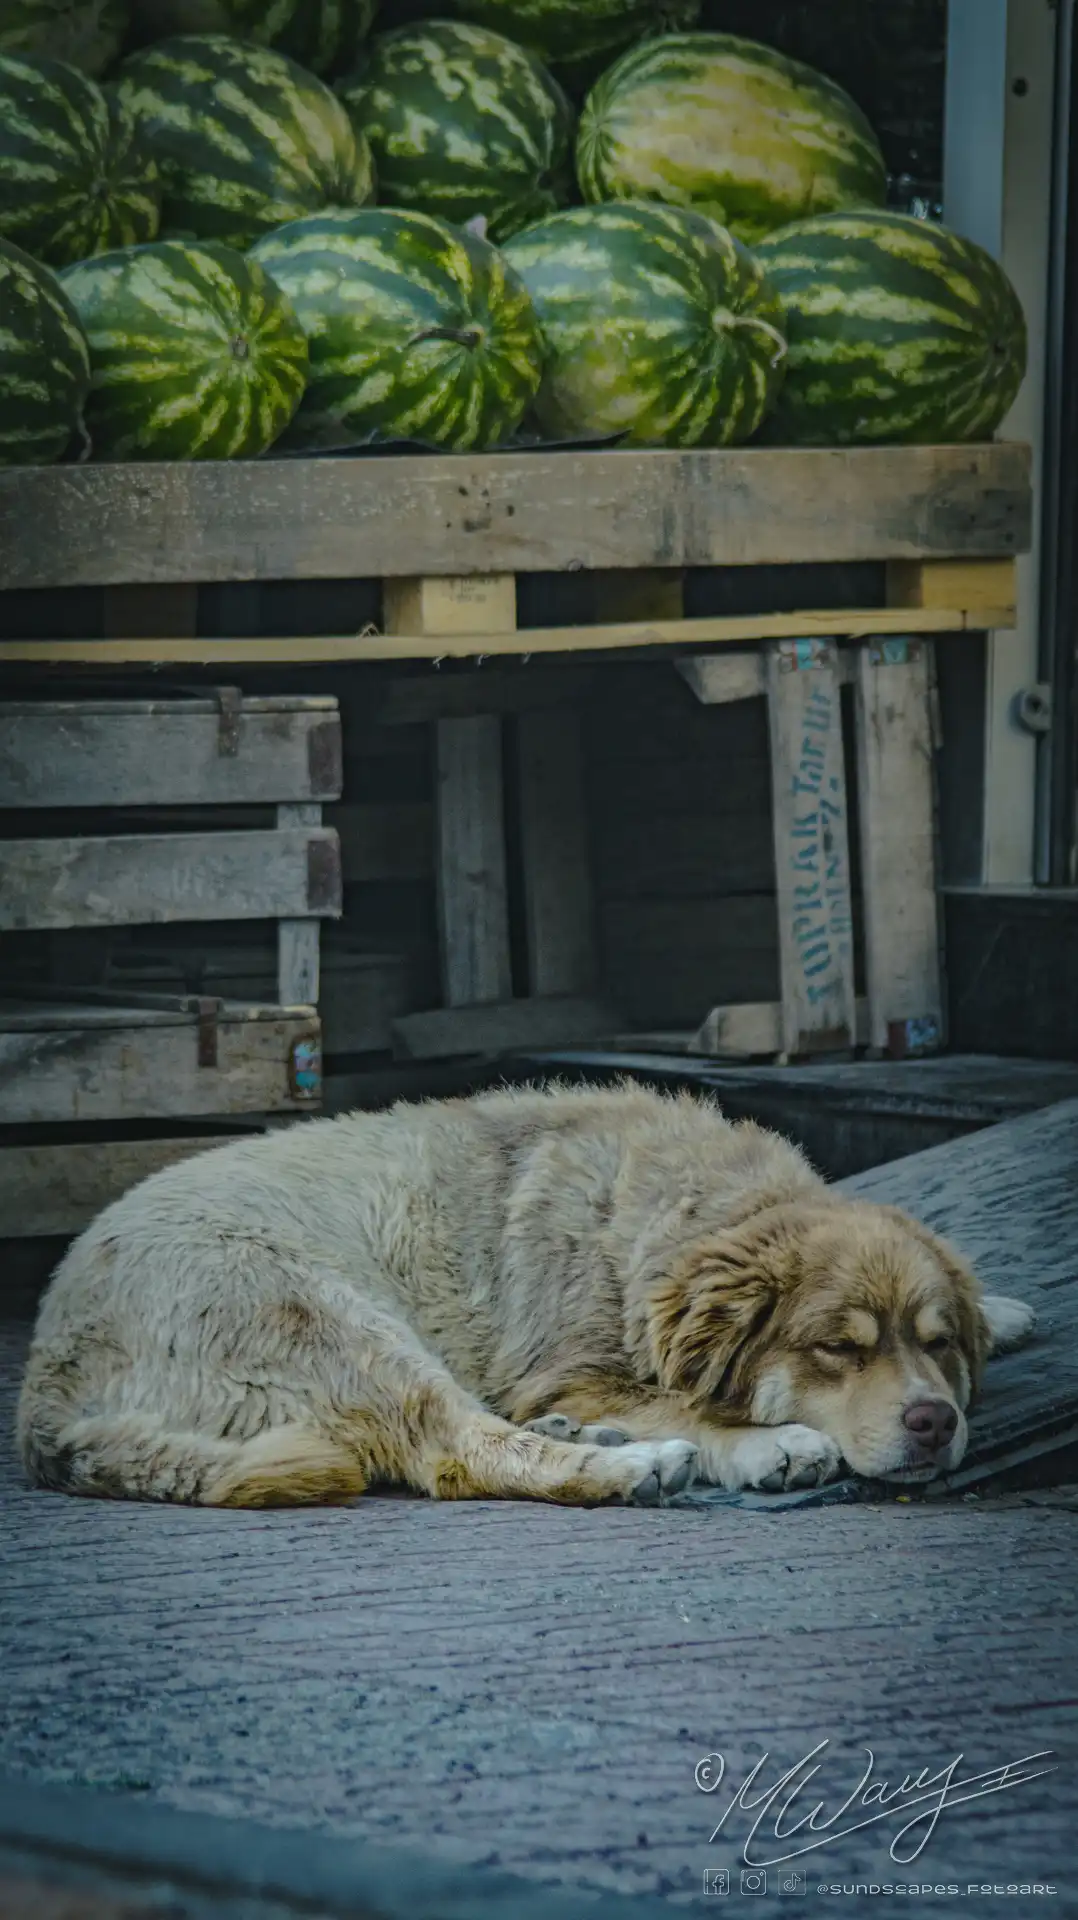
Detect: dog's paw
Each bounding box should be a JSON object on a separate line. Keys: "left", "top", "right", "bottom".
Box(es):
{"left": 523, "top": 1412, "right": 582, "bottom": 1442}
{"left": 606, "top": 1438, "right": 699, "bottom": 1505}
{"left": 719, "top": 1425, "right": 843, "bottom": 1494}
{"left": 981, "top": 1293, "right": 1037, "bottom": 1354}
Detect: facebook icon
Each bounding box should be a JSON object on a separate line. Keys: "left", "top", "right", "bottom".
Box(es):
{"left": 703, "top": 1868, "right": 730, "bottom": 1895}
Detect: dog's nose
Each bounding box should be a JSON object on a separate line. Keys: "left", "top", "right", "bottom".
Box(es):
{"left": 902, "top": 1399, "right": 958, "bottom": 1453}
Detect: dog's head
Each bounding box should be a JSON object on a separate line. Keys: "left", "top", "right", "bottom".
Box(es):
{"left": 647, "top": 1199, "right": 994, "bottom": 1481}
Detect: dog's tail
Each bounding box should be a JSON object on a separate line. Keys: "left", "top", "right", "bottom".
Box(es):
{"left": 19, "top": 1409, "right": 368, "bottom": 1508}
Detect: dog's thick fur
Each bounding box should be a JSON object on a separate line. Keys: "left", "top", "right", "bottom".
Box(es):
{"left": 17, "top": 1084, "right": 1035, "bottom": 1508}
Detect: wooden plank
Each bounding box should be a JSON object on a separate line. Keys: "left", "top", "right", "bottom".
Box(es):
{"left": 0, "top": 702, "right": 342, "bottom": 808}
{"left": 517, "top": 709, "right": 598, "bottom": 996}
{"left": 382, "top": 573, "right": 516, "bottom": 636}
{"left": 392, "top": 996, "right": 618, "bottom": 1061}
{"left": 0, "top": 829, "right": 342, "bottom": 932}
{"left": 0, "top": 1010, "right": 321, "bottom": 1123}
{"left": 0, "top": 600, "right": 1021, "bottom": 668}
{"left": 885, "top": 557, "right": 1017, "bottom": 612}
{"left": 434, "top": 716, "right": 511, "bottom": 1006}
{"left": 0, "top": 444, "right": 1033, "bottom": 589}
{"left": 854, "top": 639, "right": 945, "bottom": 1056}
{"left": 689, "top": 997, "right": 869, "bottom": 1058}
{"left": 0, "top": 1136, "right": 232, "bottom": 1237}
{"left": 765, "top": 639, "right": 857, "bottom": 1058}
{"left": 384, "top": 573, "right": 515, "bottom": 1010}
{"left": 275, "top": 803, "right": 324, "bottom": 1006}
{"left": 678, "top": 651, "right": 859, "bottom": 704}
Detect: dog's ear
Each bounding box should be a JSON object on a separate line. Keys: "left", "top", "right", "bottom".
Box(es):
{"left": 647, "top": 1216, "right": 788, "bottom": 1402}
{"left": 888, "top": 1211, "right": 994, "bottom": 1385}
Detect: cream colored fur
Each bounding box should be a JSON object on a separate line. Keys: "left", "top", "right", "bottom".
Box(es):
{"left": 17, "top": 1083, "right": 1033, "bottom": 1507}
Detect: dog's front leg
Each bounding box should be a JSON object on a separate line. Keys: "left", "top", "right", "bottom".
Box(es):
{"left": 522, "top": 1392, "right": 843, "bottom": 1494}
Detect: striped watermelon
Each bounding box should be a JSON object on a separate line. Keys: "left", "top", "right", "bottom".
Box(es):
{"left": 755, "top": 211, "right": 1028, "bottom": 445}
{"left": 248, "top": 207, "right": 543, "bottom": 449}
{"left": 336, "top": 20, "right": 573, "bottom": 243}
{"left": 453, "top": 1, "right": 700, "bottom": 76}
{"left": 60, "top": 238, "right": 308, "bottom": 457}
{"left": 502, "top": 200, "right": 786, "bottom": 446}
{"left": 577, "top": 33, "right": 887, "bottom": 243}
{"left": 128, "top": 1, "right": 379, "bottom": 77}
{"left": 0, "top": 0, "right": 128, "bottom": 77}
{"left": 113, "top": 34, "right": 376, "bottom": 250}
{"left": 0, "top": 234, "right": 90, "bottom": 463}
{"left": 0, "top": 54, "right": 160, "bottom": 269}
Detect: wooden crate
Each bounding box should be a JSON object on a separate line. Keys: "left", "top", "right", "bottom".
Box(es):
{"left": 0, "top": 695, "right": 343, "bottom": 1232}
{"left": 0, "top": 445, "right": 1033, "bottom": 1065}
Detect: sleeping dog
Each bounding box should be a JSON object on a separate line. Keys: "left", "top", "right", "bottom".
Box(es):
{"left": 18, "top": 1083, "right": 1035, "bottom": 1508}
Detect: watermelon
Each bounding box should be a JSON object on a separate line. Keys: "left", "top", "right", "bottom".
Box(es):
{"left": 336, "top": 20, "right": 573, "bottom": 243}
{"left": 0, "top": 234, "right": 90, "bottom": 463}
{"left": 0, "top": 0, "right": 128, "bottom": 77}
{"left": 452, "top": 1, "right": 700, "bottom": 77}
{"left": 577, "top": 33, "right": 887, "bottom": 244}
{"left": 113, "top": 34, "right": 376, "bottom": 250}
{"left": 60, "top": 237, "right": 308, "bottom": 457}
{"left": 248, "top": 206, "right": 543, "bottom": 449}
{"left": 754, "top": 211, "right": 1028, "bottom": 445}
{"left": 502, "top": 201, "right": 786, "bottom": 447}
{"left": 0, "top": 54, "right": 160, "bottom": 269}
{"left": 128, "top": 1, "right": 379, "bottom": 78}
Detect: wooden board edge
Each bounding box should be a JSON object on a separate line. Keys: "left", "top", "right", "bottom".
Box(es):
{"left": 0, "top": 603, "right": 1017, "bottom": 668}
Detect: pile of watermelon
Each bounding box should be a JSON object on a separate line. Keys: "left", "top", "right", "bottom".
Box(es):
{"left": 0, "top": 0, "right": 1027, "bottom": 464}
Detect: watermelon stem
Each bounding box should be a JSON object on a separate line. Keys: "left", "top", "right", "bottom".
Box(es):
{"left": 409, "top": 326, "right": 483, "bottom": 351}
{"left": 715, "top": 312, "right": 788, "bottom": 369}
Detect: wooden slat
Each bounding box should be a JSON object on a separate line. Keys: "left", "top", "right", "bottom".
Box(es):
{"left": 885, "top": 557, "right": 1018, "bottom": 611}
{"left": 276, "top": 803, "right": 323, "bottom": 1006}
{"left": 0, "top": 444, "right": 1032, "bottom": 588}
{"left": 0, "top": 702, "right": 342, "bottom": 808}
{"left": 517, "top": 709, "right": 598, "bottom": 996}
{"left": 766, "top": 639, "right": 857, "bottom": 1058}
{"left": 435, "top": 716, "right": 512, "bottom": 1006}
{"left": 689, "top": 998, "right": 869, "bottom": 1057}
{"left": 392, "top": 996, "right": 617, "bottom": 1061}
{"left": 0, "top": 1136, "right": 231, "bottom": 1237}
{"left": 0, "top": 600, "right": 1021, "bottom": 668}
{"left": 0, "top": 1010, "right": 320, "bottom": 1123}
{"left": 382, "top": 573, "right": 517, "bottom": 635}
{"left": 0, "top": 829, "right": 342, "bottom": 931}
{"left": 854, "top": 639, "right": 945, "bottom": 1056}
{"left": 384, "top": 574, "right": 516, "bottom": 1011}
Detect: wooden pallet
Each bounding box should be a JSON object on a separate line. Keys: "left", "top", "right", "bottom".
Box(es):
{"left": 0, "top": 445, "right": 1032, "bottom": 1067}
{"left": 0, "top": 696, "right": 343, "bottom": 1231}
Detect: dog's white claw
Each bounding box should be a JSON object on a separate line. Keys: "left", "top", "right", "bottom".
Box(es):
{"left": 580, "top": 1424, "right": 634, "bottom": 1447}
{"left": 523, "top": 1412, "right": 582, "bottom": 1442}
{"left": 617, "top": 1438, "right": 699, "bottom": 1505}
{"left": 726, "top": 1424, "right": 843, "bottom": 1494}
